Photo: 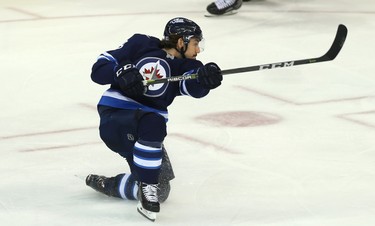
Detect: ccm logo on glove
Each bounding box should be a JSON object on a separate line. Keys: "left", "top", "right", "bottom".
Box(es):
{"left": 116, "top": 64, "right": 147, "bottom": 97}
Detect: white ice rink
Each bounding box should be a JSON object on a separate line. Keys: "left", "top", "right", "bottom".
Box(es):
{"left": 1, "top": 0, "right": 374, "bottom": 225}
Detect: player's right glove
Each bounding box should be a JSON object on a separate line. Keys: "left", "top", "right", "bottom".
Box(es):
{"left": 116, "top": 63, "right": 146, "bottom": 97}
{"left": 197, "top": 62, "right": 223, "bottom": 89}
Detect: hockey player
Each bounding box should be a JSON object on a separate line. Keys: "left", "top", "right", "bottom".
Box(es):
{"left": 206, "top": 0, "right": 251, "bottom": 16}
{"left": 87, "top": 17, "right": 223, "bottom": 221}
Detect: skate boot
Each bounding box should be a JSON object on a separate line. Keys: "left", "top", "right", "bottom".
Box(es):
{"left": 137, "top": 182, "right": 160, "bottom": 221}
{"left": 206, "top": 0, "right": 243, "bottom": 16}
{"left": 86, "top": 174, "right": 118, "bottom": 197}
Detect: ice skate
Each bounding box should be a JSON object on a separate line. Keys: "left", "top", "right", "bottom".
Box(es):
{"left": 86, "top": 174, "right": 117, "bottom": 197}
{"left": 137, "top": 182, "right": 160, "bottom": 221}
{"left": 206, "top": 0, "right": 243, "bottom": 16}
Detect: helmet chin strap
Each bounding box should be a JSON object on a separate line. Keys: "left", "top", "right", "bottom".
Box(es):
{"left": 175, "top": 37, "right": 190, "bottom": 59}
{"left": 175, "top": 45, "right": 187, "bottom": 59}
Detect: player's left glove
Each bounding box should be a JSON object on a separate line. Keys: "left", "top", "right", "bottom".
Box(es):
{"left": 115, "top": 63, "right": 146, "bottom": 97}
{"left": 197, "top": 62, "right": 223, "bottom": 89}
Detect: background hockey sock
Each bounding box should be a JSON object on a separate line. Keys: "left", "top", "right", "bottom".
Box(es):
{"left": 115, "top": 173, "right": 138, "bottom": 200}
{"left": 115, "top": 173, "right": 171, "bottom": 202}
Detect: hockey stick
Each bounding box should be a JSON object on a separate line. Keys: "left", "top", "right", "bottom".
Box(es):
{"left": 146, "top": 24, "right": 347, "bottom": 85}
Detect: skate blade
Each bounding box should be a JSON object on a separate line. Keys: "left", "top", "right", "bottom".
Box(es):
{"left": 204, "top": 10, "right": 238, "bottom": 17}
{"left": 137, "top": 203, "right": 157, "bottom": 222}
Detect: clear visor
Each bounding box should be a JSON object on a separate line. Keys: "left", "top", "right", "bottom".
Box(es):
{"left": 186, "top": 35, "right": 205, "bottom": 52}
{"left": 198, "top": 38, "right": 205, "bottom": 52}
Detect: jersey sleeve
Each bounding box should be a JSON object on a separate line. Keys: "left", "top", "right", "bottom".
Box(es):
{"left": 90, "top": 52, "right": 119, "bottom": 85}
{"left": 90, "top": 34, "right": 156, "bottom": 85}
{"left": 178, "top": 61, "right": 210, "bottom": 98}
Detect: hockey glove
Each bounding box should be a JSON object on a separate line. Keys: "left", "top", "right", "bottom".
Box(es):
{"left": 197, "top": 62, "right": 223, "bottom": 89}
{"left": 116, "top": 63, "right": 146, "bottom": 97}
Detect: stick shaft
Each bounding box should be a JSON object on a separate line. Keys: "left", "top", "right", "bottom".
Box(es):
{"left": 146, "top": 24, "right": 347, "bottom": 85}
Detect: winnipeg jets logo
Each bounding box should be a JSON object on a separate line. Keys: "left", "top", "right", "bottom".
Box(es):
{"left": 143, "top": 60, "right": 163, "bottom": 81}
{"left": 136, "top": 57, "right": 171, "bottom": 97}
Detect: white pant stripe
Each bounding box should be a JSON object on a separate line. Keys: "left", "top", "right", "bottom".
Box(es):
{"left": 134, "top": 142, "right": 162, "bottom": 152}
{"left": 118, "top": 174, "right": 130, "bottom": 199}
{"left": 133, "top": 155, "right": 162, "bottom": 169}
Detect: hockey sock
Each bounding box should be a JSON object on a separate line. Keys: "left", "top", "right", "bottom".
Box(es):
{"left": 133, "top": 140, "right": 163, "bottom": 184}
{"left": 115, "top": 173, "right": 138, "bottom": 200}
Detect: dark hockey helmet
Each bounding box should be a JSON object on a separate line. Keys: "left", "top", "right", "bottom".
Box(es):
{"left": 163, "top": 17, "right": 203, "bottom": 44}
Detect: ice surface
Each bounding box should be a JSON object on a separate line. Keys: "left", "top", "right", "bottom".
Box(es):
{"left": 1, "top": 0, "right": 374, "bottom": 225}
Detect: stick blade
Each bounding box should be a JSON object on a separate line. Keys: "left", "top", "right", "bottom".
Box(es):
{"left": 324, "top": 24, "right": 348, "bottom": 60}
